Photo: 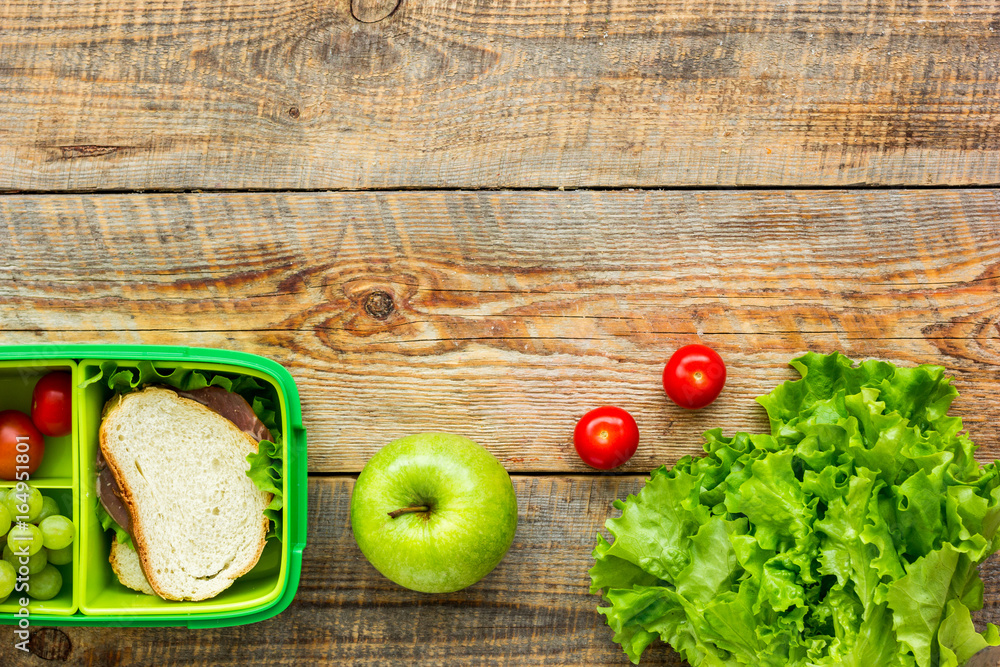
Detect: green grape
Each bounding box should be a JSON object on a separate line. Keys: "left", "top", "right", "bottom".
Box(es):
{"left": 0, "top": 503, "right": 10, "bottom": 538}
{"left": 29, "top": 564, "right": 61, "bottom": 601}
{"left": 23, "top": 487, "right": 44, "bottom": 523}
{"left": 3, "top": 544, "right": 46, "bottom": 574}
{"left": 6, "top": 522, "right": 43, "bottom": 556}
{"left": 34, "top": 496, "right": 61, "bottom": 524}
{"left": 4, "top": 486, "right": 42, "bottom": 523}
{"left": 46, "top": 544, "right": 72, "bottom": 566}
{"left": 0, "top": 561, "right": 14, "bottom": 599}
{"left": 38, "top": 515, "right": 74, "bottom": 551}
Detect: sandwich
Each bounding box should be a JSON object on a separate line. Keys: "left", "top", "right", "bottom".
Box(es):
{"left": 97, "top": 385, "right": 274, "bottom": 601}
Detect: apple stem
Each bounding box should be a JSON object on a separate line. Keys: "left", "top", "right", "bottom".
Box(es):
{"left": 387, "top": 505, "right": 430, "bottom": 519}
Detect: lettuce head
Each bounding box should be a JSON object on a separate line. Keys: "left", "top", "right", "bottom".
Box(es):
{"left": 590, "top": 352, "right": 1000, "bottom": 666}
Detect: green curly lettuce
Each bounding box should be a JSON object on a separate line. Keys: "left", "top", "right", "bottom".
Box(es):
{"left": 84, "top": 360, "right": 284, "bottom": 543}
{"left": 95, "top": 498, "right": 133, "bottom": 549}
{"left": 591, "top": 352, "right": 1000, "bottom": 666}
{"left": 246, "top": 437, "right": 284, "bottom": 540}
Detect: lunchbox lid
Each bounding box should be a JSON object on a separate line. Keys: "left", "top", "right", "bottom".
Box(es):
{"left": 0, "top": 345, "right": 306, "bottom": 628}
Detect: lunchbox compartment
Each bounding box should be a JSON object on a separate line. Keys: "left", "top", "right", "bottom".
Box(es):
{"left": 0, "top": 361, "right": 79, "bottom": 616}
{"left": 0, "top": 361, "right": 76, "bottom": 486}
{"left": 77, "top": 359, "right": 288, "bottom": 616}
{"left": 0, "top": 486, "right": 77, "bottom": 616}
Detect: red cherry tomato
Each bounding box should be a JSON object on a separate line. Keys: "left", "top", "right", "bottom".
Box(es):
{"left": 0, "top": 410, "right": 45, "bottom": 480}
{"left": 573, "top": 406, "right": 639, "bottom": 470}
{"left": 31, "top": 371, "right": 72, "bottom": 437}
{"left": 663, "top": 344, "right": 726, "bottom": 409}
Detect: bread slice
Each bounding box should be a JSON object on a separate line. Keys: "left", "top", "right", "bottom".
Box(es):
{"left": 109, "top": 536, "right": 155, "bottom": 596}
{"left": 100, "top": 386, "right": 271, "bottom": 601}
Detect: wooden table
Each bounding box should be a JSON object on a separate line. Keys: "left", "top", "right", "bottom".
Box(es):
{"left": 1, "top": 0, "right": 999, "bottom": 665}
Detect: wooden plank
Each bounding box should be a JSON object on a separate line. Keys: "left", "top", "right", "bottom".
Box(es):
{"left": 968, "top": 647, "right": 1000, "bottom": 667}
{"left": 1, "top": 0, "right": 998, "bottom": 191}
{"left": 0, "top": 190, "right": 998, "bottom": 473}
{"left": 0, "top": 477, "right": 688, "bottom": 666}
{"left": 4, "top": 476, "right": 998, "bottom": 666}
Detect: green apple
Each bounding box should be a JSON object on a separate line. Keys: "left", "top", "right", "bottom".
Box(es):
{"left": 350, "top": 432, "right": 518, "bottom": 593}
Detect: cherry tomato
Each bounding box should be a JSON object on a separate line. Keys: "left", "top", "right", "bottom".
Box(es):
{"left": 0, "top": 410, "right": 44, "bottom": 481}
{"left": 31, "top": 371, "right": 72, "bottom": 437}
{"left": 573, "top": 406, "right": 639, "bottom": 470}
{"left": 663, "top": 344, "right": 726, "bottom": 409}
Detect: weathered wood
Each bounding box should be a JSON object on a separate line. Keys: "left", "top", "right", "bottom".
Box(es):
{"left": 1, "top": 0, "right": 998, "bottom": 191}
{"left": 3, "top": 476, "right": 997, "bottom": 666}
{"left": 968, "top": 647, "right": 1000, "bottom": 667}
{"left": 352, "top": 0, "right": 401, "bottom": 23}
{"left": 0, "top": 190, "right": 998, "bottom": 473}
{"left": 0, "top": 477, "right": 688, "bottom": 666}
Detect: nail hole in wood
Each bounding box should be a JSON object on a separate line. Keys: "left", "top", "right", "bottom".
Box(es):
{"left": 364, "top": 290, "right": 395, "bottom": 320}
{"left": 352, "top": 0, "right": 401, "bottom": 23}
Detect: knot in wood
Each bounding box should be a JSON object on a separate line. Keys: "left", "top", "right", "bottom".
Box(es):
{"left": 352, "top": 0, "right": 401, "bottom": 23}
{"left": 29, "top": 627, "right": 73, "bottom": 661}
{"left": 364, "top": 290, "right": 395, "bottom": 320}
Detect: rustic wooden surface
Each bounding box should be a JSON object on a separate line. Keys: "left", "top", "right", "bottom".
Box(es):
{"left": 2, "top": 0, "right": 999, "bottom": 191}
{"left": 1, "top": 478, "right": 996, "bottom": 666}
{"left": 0, "top": 190, "right": 997, "bottom": 474}
{"left": 0, "top": 190, "right": 998, "bottom": 664}
{"left": 3, "top": 0, "right": 1000, "bottom": 661}
{"left": 0, "top": 478, "right": 687, "bottom": 666}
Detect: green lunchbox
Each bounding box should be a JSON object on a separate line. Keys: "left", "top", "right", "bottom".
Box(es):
{"left": 0, "top": 345, "right": 306, "bottom": 628}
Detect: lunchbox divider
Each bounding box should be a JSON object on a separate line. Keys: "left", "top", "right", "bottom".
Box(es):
{"left": 71, "top": 361, "right": 82, "bottom": 617}
{"left": 77, "top": 358, "right": 101, "bottom": 616}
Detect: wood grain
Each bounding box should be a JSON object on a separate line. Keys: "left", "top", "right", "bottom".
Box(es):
{"left": 0, "top": 477, "right": 688, "bottom": 666}
{"left": 352, "top": 0, "right": 401, "bottom": 23}
{"left": 968, "top": 647, "right": 1000, "bottom": 667}
{"left": 0, "top": 190, "right": 999, "bottom": 473}
{"left": 1, "top": 0, "right": 999, "bottom": 190}
{"left": 3, "top": 476, "right": 998, "bottom": 666}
